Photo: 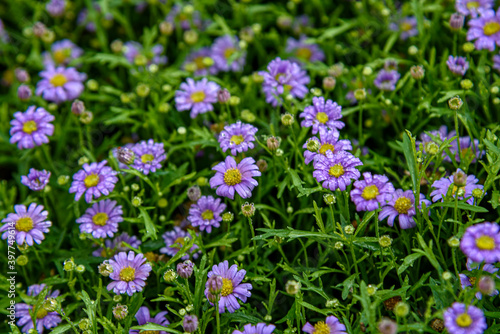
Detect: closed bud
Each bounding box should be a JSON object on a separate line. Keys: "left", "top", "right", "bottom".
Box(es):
{"left": 453, "top": 170, "right": 467, "bottom": 187}
{"left": 117, "top": 147, "right": 135, "bottom": 165}
{"left": 264, "top": 315, "right": 272, "bottom": 322}
{"left": 183, "top": 315, "right": 199, "bottom": 333}
{"left": 460, "top": 79, "right": 473, "bottom": 90}
{"left": 160, "top": 21, "right": 174, "bottom": 35}
{"left": 71, "top": 100, "right": 85, "bottom": 115}
{"left": 379, "top": 235, "right": 392, "bottom": 248}
{"left": 394, "top": 302, "right": 410, "bottom": 317}
{"left": 241, "top": 202, "right": 255, "bottom": 217}
{"left": 323, "top": 193, "right": 336, "bottom": 205}
{"left": 408, "top": 45, "right": 418, "bottom": 55}
{"left": 43, "top": 297, "right": 58, "bottom": 312}
{"left": 367, "top": 284, "right": 377, "bottom": 296}
{"left": 33, "top": 22, "right": 47, "bottom": 37}
{"left": 98, "top": 260, "right": 113, "bottom": 276}
{"left": 463, "top": 42, "right": 475, "bottom": 53}
{"left": 207, "top": 275, "right": 223, "bottom": 295}
{"left": 354, "top": 88, "right": 366, "bottom": 101}
{"left": 177, "top": 260, "right": 194, "bottom": 279}
{"left": 442, "top": 271, "right": 452, "bottom": 280}
{"left": 323, "top": 76, "right": 336, "bottom": 91}
{"left": 17, "top": 255, "right": 28, "bottom": 266}
{"left": 136, "top": 83, "right": 150, "bottom": 97}
{"left": 111, "top": 40, "right": 123, "bottom": 53}
{"left": 326, "top": 298, "right": 340, "bottom": 308}
{"left": 450, "top": 13, "right": 465, "bottom": 31}
{"left": 472, "top": 188, "right": 483, "bottom": 199}
{"left": 229, "top": 96, "right": 240, "bottom": 106}
{"left": 345, "top": 224, "right": 355, "bottom": 235}
{"left": 410, "top": 65, "right": 425, "bottom": 80}
{"left": 57, "top": 175, "right": 70, "bottom": 185}
{"left": 79, "top": 111, "right": 93, "bottom": 124}
{"left": 447, "top": 236, "right": 460, "bottom": 247}
{"left": 478, "top": 276, "right": 495, "bottom": 295}
{"left": 184, "top": 30, "right": 199, "bottom": 45}
{"left": 241, "top": 109, "right": 256, "bottom": 122}
{"left": 132, "top": 196, "right": 142, "bottom": 207}
{"left": 113, "top": 295, "right": 122, "bottom": 303}
{"left": 63, "top": 258, "right": 75, "bottom": 271}
{"left": 86, "top": 79, "right": 99, "bottom": 91}
{"left": 328, "top": 63, "right": 344, "bottom": 78}
{"left": 17, "top": 85, "right": 32, "bottom": 100}
{"left": 15, "top": 68, "right": 30, "bottom": 83}
{"left": 78, "top": 318, "right": 90, "bottom": 330}
{"left": 256, "top": 159, "right": 268, "bottom": 172}
{"left": 448, "top": 96, "right": 463, "bottom": 110}
{"left": 163, "top": 269, "right": 178, "bottom": 283}
{"left": 187, "top": 185, "right": 201, "bottom": 202}
{"left": 285, "top": 280, "right": 301, "bottom": 295}
{"left": 218, "top": 88, "right": 231, "bottom": 103}
{"left": 267, "top": 136, "right": 280, "bottom": 151}
{"left": 222, "top": 212, "right": 234, "bottom": 222}
{"left": 281, "top": 113, "right": 295, "bottom": 126}
{"left": 112, "top": 304, "right": 128, "bottom": 320}
{"left": 425, "top": 142, "right": 439, "bottom": 155}
{"left": 76, "top": 265, "right": 85, "bottom": 273}
{"left": 362, "top": 66, "right": 373, "bottom": 76}
{"left": 334, "top": 241, "right": 343, "bottom": 250}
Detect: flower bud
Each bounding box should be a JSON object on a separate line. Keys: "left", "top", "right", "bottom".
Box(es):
{"left": 394, "top": 302, "right": 409, "bottom": 317}
{"left": 448, "top": 96, "right": 463, "bottom": 110}
{"left": 323, "top": 76, "right": 336, "bottom": 91}
{"left": 285, "top": 280, "right": 301, "bottom": 295}
{"left": 425, "top": 142, "right": 439, "bottom": 155}
{"left": 354, "top": 88, "right": 366, "bottom": 101}
{"left": 460, "top": 79, "right": 473, "bottom": 90}
{"left": 17, "top": 255, "right": 28, "bottom": 266}
{"left": 184, "top": 30, "right": 199, "bottom": 45}
{"left": 113, "top": 295, "right": 122, "bottom": 303}
{"left": 218, "top": 88, "right": 231, "bottom": 103}
{"left": 241, "top": 202, "right": 255, "bottom": 218}
{"left": 43, "top": 297, "right": 58, "bottom": 312}
{"left": 79, "top": 111, "right": 93, "bottom": 124}
{"left": 222, "top": 212, "right": 234, "bottom": 222}
{"left": 267, "top": 136, "right": 280, "bottom": 151}
{"left": 206, "top": 275, "right": 223, "bottom": 295}
{"left": 334, "top": 241, "right": 343, "bottom": 250}
{"left": 447, "top": 236, "right": 460, "bottom": 247}
{"left": 229, "top": 96, "right": 240, "bottom": 106}
{"left": 76, "top": 265, "right": 85, "bottom": 273}
{"left": 57, "top": 175, "right": 69, "bottom": 185}
{"left": 378, "top": 318, "right": 397, "bottom": 334}
{"left": 17, "top": 84, "right": 32, "bottom": 100}
{"left": 86, "top": 79, "right": 99, "bottom": 91}
{"left": 63, "top": 258, "right": 75, "bottom": 271}
{"left": 379, "top": 235, "right": 392, "bottom": 248}
{"left": 163, "top": 269, "right": 178, "bottom": 283}
{"left": 112, "top": 304, "right": 128, "bottom": 320}
{"left": 281, "top": 113, "right": 294, "bottom": 126}
{"left": 367, "top": 284, "right": 377, "bottom": 296}
{"left": 362, "top": 66, "right": 373, "bottom": 76}
{"left": 177, "top": 260, "right": 194, "bottom": 279}
{"left": 410, "top": 65, "right": 425, "bottom": 80}
{"left": 450, "top": 13, "right": 465, "bottom": 31}
{"left": 78, "top": 318, "right": 90, "bottom": 330}
{"left": 71, "top": 100, "right": 85, "bottom": 115}
{"left": 160, "top": 21, "right": 174, "bottom": 35}
{"left": 187, "top": 185, "right": 201, "bottom": 202}
{"left": 256, "top": 159, "right": 268, "bottom": 172}
{"left": 463, "top": 42, "right": 475, "bottom": 53}
{"left": 323, "top": 193, "right": 336, "bottom": 205}
{"left": 132, "top": 196, "right": 142, "bottom": 207}
{"left": 15, "top": 68, "right": 30, "bottom": 83}
{"left": 328, "top": 63, "right": 344, "bottom": 78}
{"left": 344, "top": 225, "right": 355, "bottom": 235}
{"left": 136, "top": 83, "right": 150, "bottom": 97}
{"left": 326, "top": 298, "right": 339, "bottom": 308}
{"left": 452, "top": 170, "right": 467, "bottom": 187}
{"left": 98, "top": 260, "right": 113, "bottom": 277}
{"left": 472, "top": 188, "right": 483, "bottom": 199}
{"left": 183, "top": 315, "right": 199, "bottom": 333}
{"left": 478, "top": 276, "right": 495, "bottom": 295}
{"left": 111, "top": 40, "right": 123, "bottom": 53}
{"left": 33, "top": 22, "right": 47, "bottom": 37}
{"left": 117, "top": 147, "right": 135, "bottom": 165}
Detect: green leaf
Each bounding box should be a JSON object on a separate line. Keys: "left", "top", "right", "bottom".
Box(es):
{"left": 402, "top": 130, "right": 418, "bottom": 192}
{"left": 298, "top": 300, "right": 329, "bottom": 315}
{"left": 397, "top": 253, "right": 424, "bottom": 275}
{"left": 429, "top": 201, "right": 488, "bottom": 213}
{"left": 131, "top": 323, "right": 182, "bottom": 333}
{"left": 339, "top": 273, "right": 358, "bottom": 300}
{"left": 139, "top": 207, "right": 158, "bottom": 241}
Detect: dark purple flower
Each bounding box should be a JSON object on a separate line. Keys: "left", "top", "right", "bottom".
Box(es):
{"left": 160, "top": 226, "right": 200, "bottom": 260}
{"left": 378, "top": 189, "right": 431, "bottom": 229}
{"left": 447, "top": 56, "right": 469, "bottom": 76}
{"left": 107, "top": 251, "right": 152, "bottom": 296}
{"left": 302, "top": 315, "right": 347, "bottom": 334}
{"left": 92, "top": 232, "right": 142, "bottom": 257}
{"left": 36, "top": 66, "right": 86, "bottom": 104}
{"left": 312, "top": 150, "right": 362, "bottom": 192}
{"left": 212, "top": 35, "right": 246, "bottom": 72}
{"left": 303, "top": 129, "right": 352, "bottom": 165}
{"left": 69, "top": 160, "right": 118, "bottom": 203}
{"left": 430, "top": 169, "right": 483, "bottom": 205}
{"left": 467, "top": 8, "right": 500, "bottom": 51}
{"left": 43, "top": 39, "right": 83, "bottom": 67}
{"left": 389, "top": 16, "right": 418, "bottom": 40}
{"left": 210, "top": 156, "right": 261, "bottom": 200}
{"left": 233, "top": 323, "right": 276, "bottom": 334}
{"left": 459, "top": 258, "right": 499, "bottom": 299}
{"left": 350, "top": 172, "right": 395, "bottom": 212}
{"left": 76, "top": 199, "right": 123, "bottom": 238}
{"left": 219, "top": 121, "right": 258, "bottom": 156}
{"left": 0, "top": 203, "right": 51, "bottom": 246}
{"left": 46, "top": 0, "right": 66, "bottom": 18}
{"left": 443, "top": 303, "right": 487, "bottom": 334}
{"left": 18, "top": 84, "right": 32, "bottom": 100}
{"left": 10, "top": 106, "right": 55, "bottom": 150}
{"left": 183, "top": 47, "right": 216, "bottom": 75}
{"left": 130, "top": 139, "right": 166, "bottom": 175}
{"left": 129, "top": 306, "right": 169, "bottom": 334}
{"left": 456, "top": 0, "right": 494, "bottom": 18}
{"left": 15, "top": 284, "right": 61, "bottom": 334}
{"left": 373, "top": 69, "right": 400, "bottom": 91}
{"left": 286, "top": 35, "right": 325, "bottom": 63}
{"left": 123, "top": 41, "right": 167, "bottom": 67}
{"left": 460, "top": 222, "right": 500, "bottom": 263}
{"left": 188, "top": 195, "right": 226, "bottom": 233}
{"left": 21, "top": 168, "right": 51, "bottom": 191}
{"left": 175, "top": 78, "right": 220, "bottom": 118}
{"left": 299, "top": 97, "right": 345, "bottom": 135}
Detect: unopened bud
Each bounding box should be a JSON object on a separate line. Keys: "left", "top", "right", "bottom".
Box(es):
{"left": 71, "top": 100, "right": 85, "bottom": 115}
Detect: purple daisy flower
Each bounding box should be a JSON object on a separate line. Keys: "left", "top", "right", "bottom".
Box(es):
{"left": 467, "top": 8, "right": 500, "bottom": 51}
{"left": 212, "top": 35, "right": 246, "bottom": 72}
{"left": 165, "top": 4, "right": 204, "bottom": 31}
{"left": 389, "top": 16, "right": 418, "bottom": 40}
{"left": 430, "top": 169, "right": 483, "bottom": 205}
{"left": 69, "top": 160, "right": 118, "bottom": 203}
{"left": 447, "top": 56, "right": 469, "bottom": 76}
{"left": 130, "top": 139, "right": 166, "bottom": 175}
{"left": 416, "top": 125, "right": 450, "bottom": 156}
{"left": 233, "top": 323, "right": 276, "bottom": 334}
{"left": 123, "top": 41, "right": 167, "bottom": 67}
{"left": 35, "top": 66, "right": 86, "bottom": 104}
{"left": 350, "top": 172, "right": 395, "bottom": 212}
{"left": 373, "top": 69, "right": 400, "bottom": 91}
{"left": 259, "top": 57, "right": 310, "bottom": 107}
{"left": 218, "top": 121, "right": 258, "bottom": 156}
{"left": 43, "top": 39, "right": 83, "bottom": 67}
{"left": 107, "top": 251, "right": 152, "bottom": 296}
{"left": 378, "top": 189, "right": 431, "bottom": 229}
{"left": 160, "top": 226, "right": 200, "bottom": 260}
{"left": 459, "top": 259, "right": 499, "bottom": 299}
{"left": 93, "top": 232, "right": 142, "bottom": 257}
{"left": 443, "top": 303, "right": 487, "bottom": 334}
{"left": 183, "top": 47, "right": 217, "bottom": 76}
{"left": 303, "top": 129, "right": 352, "bottom": 165}
{"left": 175, "top": 78, "right": 220, "bottom": 119}
{"left": 9, "top": 106, "right": 55, "bottom": 150}
{"left": 129, "top": 307, "right": 169, "bottom": 334}
{"left": 450, "top": 135, "right": 484, "bottom": 163}
{"left": 312, "top": 150, "right": 362, "bottom": 192}
{"left": 15, "top": 284, "right": 61, "bottom": 334}
{"left": 210, "top": 156, "right": 261, "bottom": 200}
{"left": 188, "top": 196, "right": 226, "bottom": 233}
{"left": 460, "top": 222, "right": 500, "bottom": 263}
{"left": 77, "top": 8, "right": 96, "bottom": 32}
{"left": 76, "top": 199, "right": 123, "bottom": 239}
{"left": 205, "top": 260, "right": 252, "bottom": 313}
{"left": 0, "top": 203, "right": 51, "bottom": 246}
{"left": 21, "top": 168, "right": 51, "bottom": 191}
{"left": 292, "top": 15, "right": 312, "bottom": 35}
{"left": 456, "top": 0, "right": 494, "bottom": 18}
{"left": 46, "top": 0, "right": 66, "bottom": 18}
{"left": 286, "top": 35, "right": 325, "bottom": 63}
{"left": 299, "top": 97, "right": 345, "bottom": 135}
{"left": 302, "top": 315, "right": 347, "bottom": 334}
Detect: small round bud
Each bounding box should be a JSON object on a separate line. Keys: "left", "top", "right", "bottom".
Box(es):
{"left": 76, "top": 265, "right": 86, "bottom": 273}
{"left": 448, "top": 96, "right": 463, "bottom": 110}
{"left": 184, "top": 30, "right": 199, "bottom": 45}
{"left": 494, "top": 97, "right": 500, "bottom": 104}
{"left": 15, "top": 68, "right": 30, "bottom": 83}
{"left": 218, "top": 88, "right": 231, "bottom": 103}
{"left": 177, "top": 260, "right": 194, "bottom": 279}
{"left": 63, "top": 258, "right": 75, "bottom": 271}
{"left": 186, "top": 304, "right": 194, "bottom": 312}
{"left": 491, "top": 86, "right": 500, "bottom": 94}
{"left": 158, "top": 103, "right": 170, "bottom": 113}
{"left": 98, "top": 261, "right": 113, "bottom": 277}
{"left": 442, "top": 271, "right": 452, "bottom": 280}
{"left": 326, "top": 298, "right": 340, "bottom": 308}
{"left": 394, "top": 302, "right": 409, "bottom": 317}
{"left": 41, "top": 30, "right": 55, "bottom": 44}
{"left": 310, "top": 87, "right": 322, "bottom": 96}
{"left": 264, "top": 315, "right": 272, "bottom": 322}
{"left": 183, "top": 315, "right": 199, "bottom": 333}
{"left": 132, "top": 196, "right": 142, "bottom": 207}
{"left": 178, "top": 126, "right": 187, "bottom": 135}
{"left": 478, "top": 276, "right": 495, "bottom": 295}
{"left": 241, "top": 109, "right": 256, "bottom": 122}
{"left": 334, "top": 241, "right": 344, "bottom": 250}
{"left": 33, "top": 22, "right": 47, "bottom": 37}
{"left": 344, "top": 225, "right": 355, "bottom": 235}
{"left": 323, "top": 76, "right": 336, "bottom": 91}
{"left": 256, "top": 159, "right": 268, "bottom": 172}
{"left": 237, "top": 254, "right": 245, "bottom": 262}
{"left": 425, "top": 142, "right": 439, "bottom": 155}
{"left": 275, "top": 148, "right": 284, "bottom": 157}
{"left": 410, "top": 65, "right": 425, "bottom": 80}
{"left": 79, "top": 111, "right": 93, "bottom": 124}
{"left": 163, "top": 269, "right": 178, "bottom": 283}
{"left": 460, "top": 79, "right": 473, "bottom": 90}
{"left": 17, "top": 84, "right": 32, "bottom": 100}
{"left": 71, "top": 100, "right": 85, "bottom": 115}
{"left": 281, "top": 113, "right": 294, "bottom": 126}
{"left": 362, "top": 66, "right": 373, "bottom": 76}
{"left": 112, "top": 304, "right": 128, "bottom": 320}
{"left": 179, "top": 308, "right": 187, "bottom": 316}
{"left": 86, "top": 79, "right": 99, "bottom": 91}
{"left": 354, "top": 88, "right": 366, "bottom": 101}
{"left": 447, "top": 236, "right": 460, "bottom": 247}
{"left": 117, "top": 147, "right": 135, "bottom": 165}
{"left": 472, "top": 188, "right": 483, "bottom": 199}
{"left": 408, "top": 45, "right": 418, "bottom": 55}
{"left": 367, "top": 284, "right": 377, "bottom": 296}
{"left": 240, "top": 27, "right": 255, "bottom": 42}
{"left": 197, "top": 177, "right": 208, "bottom": 186}
{"left": 229, "top": 96, "right": 241, "bottom": 106}
{"left": 450, "top": 13, "right": 465, "bottom": 31}
{"left": 149, "top": 64, "right": 158, "bottom": 73}
{"left": 136, "top": 83, "right": 150, "bottom": 97}
{"left": 285, "top": 280, "right": 301, "bottom": 295}
{"left": 187, "top": 185, "right": 202, "bottom": 202}
{"left": 222, "top": 212, "right": 234, "bottom": 222}
{"left": 323, "top": 193, "right": 336, "bottom": 205}
{"left": 133, "top": 55, "right": 148, "bottom": 67}
{"left": 277, "top": 16, "right": 292, "bottom": 29}
{"left": 453, "top": 170, "right": 467, "bottom": 187}
{"left": 241, "top": 202, "right": 255, "bottom": 218}
{"left": 159, "top": 21, "right": 174, "bottom": 35}
{"left": 43, "top": 297, "right": 58, "bottom": 312}
{"left": 113, "top": 295, "right": 122, "bottom": 303}
{"left": 379, "top": 235, "right": 392, "bottom": 248}
{"left": 131, "top": 183, "right": 140, "bottom": 191}
{"left": 78, "top": 318, "right": 90, "bottom": 330}
{"left": 157, "top": 198, "right": 168, "bottom": 208}
{"left": 463, "top": 42, "right": 475, "bottom": 53}
{"left": 111, "top": 40, "right": 123, "bottom": 53}
{"left": 328, "top": 63, "right": 344, "bottom": 77}
{"left": 207, "top": 275, "right": 223, "bottom": 295}
{"left": 267, "top": 136, "right": 280, "bottom": 151}
{"left": 17, "top": 255, "right": 28, "bottom": 266}
{"left": 378, "top": 318, "right": 398, "bottom": 334}
{"left": 306, "top": 138, "right": 320, "bottom": 152}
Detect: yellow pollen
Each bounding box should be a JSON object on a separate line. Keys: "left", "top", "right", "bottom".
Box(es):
{"left": 84, "top": 174, "right": 100, "bottom": 188}
{"left": 394, "top": 197, "right": 412, "bottom": 214}
{"left": 174, "top": 237, "right": 186, "bottom": 248}
{"left": 329, "top": 164, "right": 344, "bottom": 178}
{"left": 296, "top": 47, "right": 312, "bottom": 61}
{"left": 476, "top": 235, "right": 495, "bottom": 250}
{"left": 190, "top": 91, "right": 206, "bottom": 103}
{"left": 401, "top": 22, "right": 413, "bottom": 32}
{"left": 284, "top": 84, "right": 293, "bottom": 92}
{"left": 194, "top": 56, "right": 206, "bottom": 69}
{"left": 224, "top": 47, "right": 236, "bottom": 59}
{"left": 49, "top": 73, "right": 68, "bottom": 87}
{"left": 221, "top": 278, "right": 234, "bottom": 296}
{"left": 224, "top": 168, "right": 242, "bottom": 186}
{"left": 119, "top": 266, "right": 136, "bottom": 282}
{"left": 141, "top": 154, "right": 155, "bottom": 164}
{"left": 484, "top": 21, "right": 500, "bottom": 36}
{"left": 316, "top": 112, "right": 329, "bottom": 124}
{"left": 361, "top": 185, "right": 380, "bottom": 200}
{"left": 92, "top": 213, "right": 109, "bottom": 226}
{"left": 53, "top": 48, "right": 69, "bottom": 64}
{"left": 142, "top": 331, "right": 160, "bottom": 334}
{"left": 36, "top": 308, "right": 48, "bottom": 319}
{"left": 468, "top": 277, "right": 477, "bottom": 286}
{"left": 16, "top": 217, "right": 34, "bottom": 232}
{"left": 230, "top": 135, "right": 244, "bottom": 145}
{"left": 466, "top": 1, "right": 479, "bottom": 9}
{"left": 313, "top": 321, "right": 331, "bottom": 334}
{"left": 319, "top": 143, "right": 335, "bottom": 155}
{"left": 201, "top": 209, "right": 214, "bottom": 220}
{"left": 456, "top": 313, "right": 472, "bottom": 328}
{"left": 451, "top": 185, "right": 465, "bottom": 196}
{"left": 22, "top": 120, "right": 38, "bottom": 134}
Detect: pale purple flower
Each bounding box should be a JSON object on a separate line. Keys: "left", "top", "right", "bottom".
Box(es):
{"left": 46, "top": 0, "right": 66, "bottom": 18}
{"left": 36, "top": 66, "right": 86, "bottom": 104}
{"left": 9, "top": 106, "right": 55, "bottom": 150}
{"left": 183, "top": 315, "right": 199, "bottom": 333}
{"left": 69, "top": 160, "right": 118, "bottom": 203}
{"left": 210, "top": 156, "right": 261, "bottom": 200}
{"left": 129, "top": 307, "right": 169, "bottom": 334}
{"left": 93, "top": 232, "right": 142, "bottom": 257}
{"left": 286, "top": 35, "right": 325, "bottom": 62}
{"left": 15, "top": 284, "right": 61, "bottom": 334}
{"left": 259, "top": 57, "right": 310, "bottom": 107}
{"left": 299, "top": 97, "right": 345, "bottom": 135}
{"left": 456, "top": 0, "right": 494, "bottom": 18}
{"left": 123, "top": 41, "right": 167, "bottom": 67}
{"left": 350, "top": 173, "right": 395, "bottom": 212}
{"left": 188, "top": 196, "right": 226, "bottom": 233}
{"left": 43, "top": 39, "right": 83, "bottom": 67}
{"left": 107, "top": 251, "right": 152, "bottom": 296}
{"left": 467, "top": 8, "right": 500, "bottom": 51}
{"left": 233, "top": 323, "right": 276, "bottom": 334}
{"left": 21, "top": 168, "right": 51, "bottom": 191}
{"left": 77, "top": 9, "right": 96, "bottom": 32}
{"left": 460, "top": 222, "right": 500, "bottom": 263}
{"left": 212, "top": 35, "right": 246, "bottom": 72}
{"left": 450, "top": 135, "right": 484, "bottom": 163}
{"left": 494, "top": 54, "right": 500, "bottom": 71}
{"left": 312, "top": 150, "right": 362, "bottom": 192}
{"left": 0, "top": 19, "right": 9, "bottom": 42}
{"left": 302, "top": 315, "right": 347, "bottom": 334}
{"left": 303, "top": 129, "right": 352, "bottom": 165}
{"left": 373, "top": 69, "right": 400, "bottom": 91}
{"left": 175, "top": 78, "right": 220, "bottom": 118}
{"left": 183, "top": 47, "right": 217, "bottom": 75}
{"left": 430, "top": 169, "right": 483, "bottom": 205}
{"left": 447, "top": 56, "right": 469, "bottom": 76}
{"left": 292, "top": 15, "right": 312, "bottom": 35}
{"left": 219, "top": 121, "right": 258, "bottom": 156}
{"left": 459, "top": 259, "right": 499, "bottom": 299}
{"left": 76, "top": 199, "right": 123, "bottom": 239}
{"left": 443, "top": 303, "right": 487, "bottom": 334}
{"left": 378, "top": 189, "right": 431, "bottom": 229}
{"left": 0, "top": 203, "right": 51, "bottom": 246}
{"left": 130, "top": 139, "right": 166, "bottom": 175}
{"left": 160, "top": 226, "right": 200, "bottom": 260}
{"left": 166, "top": 4, "right": 203, "bottom": 31}
{"left": 389, "top": 16, "right": 418, "bottom": 40}
{"left": 205, "top": 260, "right": 252, "bottom": 313}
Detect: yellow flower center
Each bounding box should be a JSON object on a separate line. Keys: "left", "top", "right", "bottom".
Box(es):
{"left": 401, "top": 22, "right": 413, "bottom": 32}
{"left": 194, "top": 56, "right": 206, "bottom": 69}
{"left": 141, "top": 154, "right": 155, "bottom": 164}
{"left": 456, "top": 313, "right": 472, "bottom": 328}
{"left": 361, "top": 185, "right": 380, "bottom": 200}
{"left": 224, "top": 168, "right": 242, "bottom": 186}
{"left": 143, "top": 331, "right": 160, "bottom": 334}
{"left": 328, "top": 164, "right": 344, "bottom": 178}
{"left": 451, "top": 185, "right": 465, "bottom": 196}
{"left": 275, "top": 73, "right": 286, "bottom": 82}
{"left": 476, "top": 235, "right": 495, "bottom": 250}
{"left": 221, "top": 278, "right": 234, "bottom": 296}
{"left": 467, "top": 1, "right": 479, "bottom": 9}
{"left": 191, "top": 91, "right": 206, "bottom": 103}
{"left": 84, "top": 174, "right": 100, "bottom": 188}
{"left": 316, "top": 112, "right": 329, "bottom": 124}
{"left": 201, "top": 209, "right": 214, "bottom": 220}
{"left": 16, "top": 217, "right": 34, "bottom": 232}
{"left": 119, "top": 266, "right": 136, "bottom": 282}
{"left": 224, "top": 47, "right": 236, "bottom": 59}
{"left": 36, "top": 308, "right": 48, "bottom": 319}
{"left": 319, "top": 143, "right": 334, "bottom": 155}
{"left": 468, "top": 277, "right": 477, "bottom": 286}
{"left": 484, "top": 21, "right": 500, "bottom": 36}
{"left": 53, "top": 48, "right": 69, "bottom": 64}
{"left": 230, "top": 135, "right": 244, "bottom": 145}
{"left": 49, "top": 73, "right": 68, "bottom": 87}
{"left": 174, "top": 236, "right": 186, "bottom": 249}
{"left": 92, "top": 213, "right": 109, "bottom": 226}
{"left": 313, "top": 321, "right": 331, "bottom": 334}
{"left": 22, "top": 120, "right": 38, "bottom": 134}
{"left": 394, "top": 197, "right": 412, "bottom": 214}
{"left": 296, "top": 47, "right": 312, "bottom": 61}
